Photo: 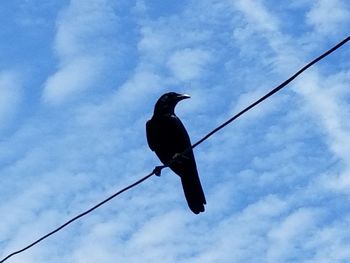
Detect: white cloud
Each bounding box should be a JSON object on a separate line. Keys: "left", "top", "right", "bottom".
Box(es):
{"left": 232, "top": 0, "right": 350, "bottom": 191}
{"left": 234, "top": 0, "right": 280, "bottom": 34}
{"left": 43, "top": 0, "right": 119, "bottom": 105}
{"left": 167, "top": 48, "right": 212, "bottom": 81}
{"left": 43, "top": 56, "right": 104, "bottom": 104}
{"left": 137, "top": 26, "right": 171, "bottom": 64}
{"left": 2, "top": 1, "right": 350, "bottom": 262}
{"left": 0, "top": 71, "right": 22, "bottom": 125}
{"left": 267, "top": 208, "right": 320, "bottom": 262}
{"left": 306, "top": 0, "right": 350, "bottom": 36}
{"left": 294, "top": 72, "right": 350, "bottom": 189}
{"left": 53, "top": 0, "right": 118, "bottom": 60}
{"left": 304, "top": 215, "right": 350, "bottom": 262}
{"left": 192, "top": 195, "right": 288, "bottom": 263}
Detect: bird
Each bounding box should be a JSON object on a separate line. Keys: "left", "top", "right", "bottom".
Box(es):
{"left": 146, "top": 92, "right": 206, "bottom": 214}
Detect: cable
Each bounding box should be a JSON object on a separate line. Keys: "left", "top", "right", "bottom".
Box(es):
{"left": 1, "top": 35, "right": 349, "bottom": 263}
{"left": 0, "top": 172, "right": 154, "bottom": 263}
{"left": 190, "top": 35, "right": 350, "bottom": 151}
{"left": 158, "top": 35, "right": 350, "bottom": 170}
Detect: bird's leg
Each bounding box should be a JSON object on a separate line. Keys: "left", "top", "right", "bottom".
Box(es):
{"left": 153, "top": 165, "right": 166, "bottom": 176}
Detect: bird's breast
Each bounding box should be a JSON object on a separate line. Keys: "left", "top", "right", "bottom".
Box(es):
{"left": 148, "top": 115, "right": 191, "bottom": 163}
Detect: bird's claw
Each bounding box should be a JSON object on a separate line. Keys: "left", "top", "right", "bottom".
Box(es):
{"left": 153, "top": 165, "right": 165, "bottom": 176}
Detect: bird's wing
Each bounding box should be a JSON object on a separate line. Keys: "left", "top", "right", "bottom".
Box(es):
{"left": 169, "top": 118, "right": 206, "bottom": 214}
{"left": 146, "top": 120, "right": 156, "bottom": 151}
{"left": 168, "top": 115, "right": 192, "bottom": 152}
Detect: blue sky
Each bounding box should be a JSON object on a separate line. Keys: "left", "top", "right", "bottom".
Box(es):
{"left": 1, "top": 0, "right": 350, "bottom": 262}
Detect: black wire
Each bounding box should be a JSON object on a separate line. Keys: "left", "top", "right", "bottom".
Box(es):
{"left": 190, "top": 35, "right": 350, "bottom": 150}
{"left": 1, "top": 35, "right": 349, "bottom": 263}
{"left": 0, "top": 172, "right": 154, "bottom": 263}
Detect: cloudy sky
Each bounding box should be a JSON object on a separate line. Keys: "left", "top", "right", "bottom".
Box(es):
{"left": 1, "top": 0, "right": 350, "bottom": 262}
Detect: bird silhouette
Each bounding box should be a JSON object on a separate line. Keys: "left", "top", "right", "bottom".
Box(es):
{"left": 146, "top": 92, "right": 206, "bottom": 214}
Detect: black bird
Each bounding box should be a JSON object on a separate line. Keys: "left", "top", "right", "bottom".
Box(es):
{"left": 146, "top": 92, "right": 206, "bottom": 214}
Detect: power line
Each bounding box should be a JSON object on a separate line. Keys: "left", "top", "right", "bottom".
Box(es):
{"left": 190, "top": 35, "right": 350, "bottom": 151}
{"left": 1, "top": 35, "right": 349, "bottom": 263}
{"left": 0, "top": 172, "right": 154, "bottom": 263}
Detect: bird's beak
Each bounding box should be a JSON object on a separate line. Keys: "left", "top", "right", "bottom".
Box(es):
{"left": 178, "top": 94, "right": 191, "bottom": 100}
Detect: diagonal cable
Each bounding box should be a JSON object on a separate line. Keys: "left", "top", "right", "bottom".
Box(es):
{"left": 1, "top": 35, "right": 349, "bottom": 263}
{"left": 0, "top": 172, "right": 154, "bottom": 263}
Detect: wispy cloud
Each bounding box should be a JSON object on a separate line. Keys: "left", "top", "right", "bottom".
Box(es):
{"left": 43, "top": 0, "right": 120, "bottom": 105}
{"left": 1, "top": 0, "right": 350, "bottom": 262}
{"left": 167, "top": 48, "right": 212, "bottom": 81}
{"left": 233, "top": 0, "right": 350, "bottom": 190}
{"left": 306, "top": 0, "right": 350, "bottom": 36}
{"left": 0, "top": 71, "right": 22, "bottom": 127}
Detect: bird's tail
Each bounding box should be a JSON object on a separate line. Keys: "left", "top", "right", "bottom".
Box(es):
{"left": 180, "top": 173, "right": 206, "bottom": 214}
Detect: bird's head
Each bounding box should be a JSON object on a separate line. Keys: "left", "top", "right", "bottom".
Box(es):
{"left": 154, "top": 92, "right": 190, "bottom": 115}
